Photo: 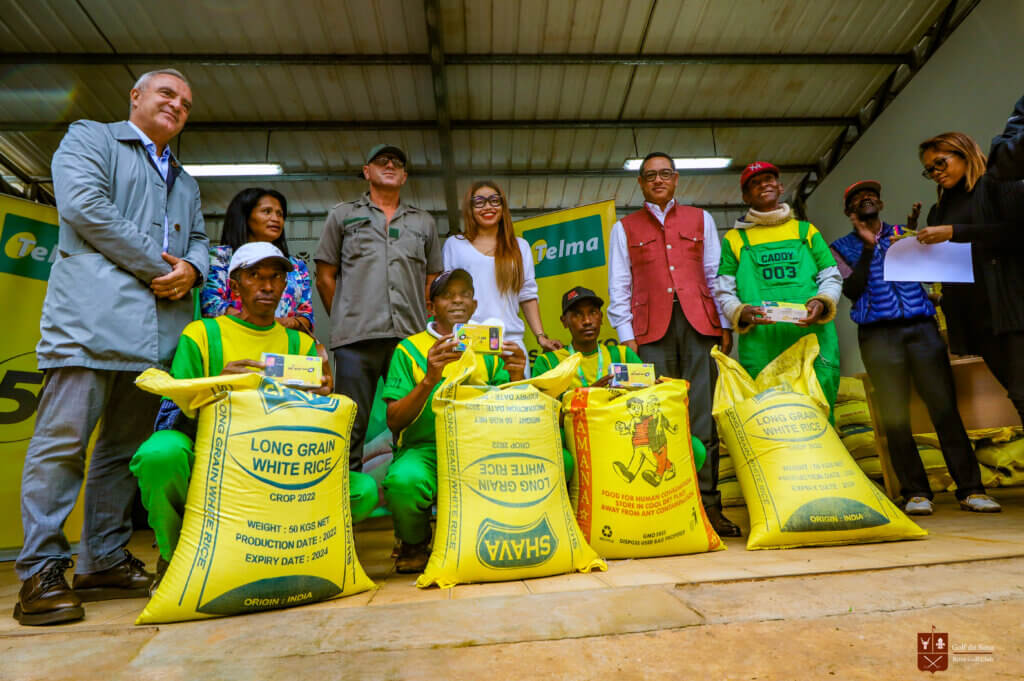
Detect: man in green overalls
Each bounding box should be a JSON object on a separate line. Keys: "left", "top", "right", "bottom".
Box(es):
{"left": 382, "top": 269, "right": 527, "bottom": 573}
{"left": 712, "top": 162, "right": 842, "bottom": 413}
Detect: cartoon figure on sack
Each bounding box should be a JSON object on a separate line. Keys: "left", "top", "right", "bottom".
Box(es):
{"left": 613, "top": 396, "right": 678, "bottom": 486}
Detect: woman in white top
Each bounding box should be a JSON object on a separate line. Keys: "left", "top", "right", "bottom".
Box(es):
{"left": 443, "top": 181, "right": 562, "bottom": 372}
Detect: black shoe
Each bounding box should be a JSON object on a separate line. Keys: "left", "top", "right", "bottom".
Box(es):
{"left": 13, "top": 558, "right": 84, "bottom": 626}
{"left": 706, "top": 506, "right": 742, "bottom": 537}
{"left": 149, "top": 556, "right": 170, "bottom": 597}
{"left": 72, "top": 549, "right": 153, "bottom": 601}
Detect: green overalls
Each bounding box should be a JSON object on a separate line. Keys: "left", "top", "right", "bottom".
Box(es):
{"left": 735, "top": 221, "right": 840, "bottom": 415}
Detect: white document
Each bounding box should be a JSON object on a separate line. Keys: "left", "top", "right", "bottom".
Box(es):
{"left": 883, "top": 238, "right": 974, "bottom": 283}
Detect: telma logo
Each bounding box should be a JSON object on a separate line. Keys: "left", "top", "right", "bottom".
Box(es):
{"left": 0, "top": 213, "right": 59, "bottom": 281}
{"left": 522, "top": 214, "right": 605, "bottom": 277}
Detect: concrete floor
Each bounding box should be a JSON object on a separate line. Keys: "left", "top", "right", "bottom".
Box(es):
{"left": 2, "top": 488, "right": 1023, "bottom": 680}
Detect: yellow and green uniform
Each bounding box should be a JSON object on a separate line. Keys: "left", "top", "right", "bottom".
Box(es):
{"left": 381, "top": 325, "right": 510, "bottom": 545}
{"left": 532, "top": 343, "right": 641, "bottom": 389}
{"left": 720, "top": 219, "right": 841, "bottom": 414}
{"left": 131, "top": 316, "right": 379, "bottom": 560}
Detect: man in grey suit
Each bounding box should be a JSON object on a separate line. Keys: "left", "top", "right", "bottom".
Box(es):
{"left": 14, "top": 68, "right": 209, "bottom": 625}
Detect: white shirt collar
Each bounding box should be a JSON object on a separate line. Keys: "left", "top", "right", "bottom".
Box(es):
{"left": 643, "top": 198, "right": 676, "bottom": 225}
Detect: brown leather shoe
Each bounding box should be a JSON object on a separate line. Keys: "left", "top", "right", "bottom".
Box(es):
{"left": 706, "top": 506, "right": 743, "bottom": 537}
{"left": 13, "top": 558, "right": 84, "bottom": 626}
{"left": 72, "top": 549, "right": 154, "bottom": 601}
{"left": 395, "top": 540, "right": 431, "bottom": 574}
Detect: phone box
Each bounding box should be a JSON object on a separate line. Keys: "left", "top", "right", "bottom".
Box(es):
{"left": 261, "top": 352, "right": 322, "bottom": 388}
{"left": 761, "top": 301, "right": 808, "bottom": 324}
{"left": 453, "top": 323, "right": 503, "bottom": 354}
{"left": 609, "top": 363, "right": 655, "bottom": 388}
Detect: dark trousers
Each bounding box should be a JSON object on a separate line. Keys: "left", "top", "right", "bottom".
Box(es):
{"left": 638, "top": 304, "right": 722, "bottom": 509}
{"left": 858, "top": 318, "right": 984, "bottom": 500}
{"left": 975, "top": 328, "right": 1024, "bottom": 423}
{"left": 333, "top": 337, "right": 400, "bottom": 471}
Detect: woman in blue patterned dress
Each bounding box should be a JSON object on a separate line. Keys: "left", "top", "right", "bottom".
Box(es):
{"left": 201, "top": 187, "right": 315, "bottom": 333}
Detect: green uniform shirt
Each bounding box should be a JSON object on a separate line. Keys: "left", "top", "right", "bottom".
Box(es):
{"left": 382, "top": 325, "right": 510, "bottom": 449}
{"left": 533, "top": 343, "right": 641, "bottom": 389}
{"left": 170, "top": 315, "right": 317, "bottom": 379}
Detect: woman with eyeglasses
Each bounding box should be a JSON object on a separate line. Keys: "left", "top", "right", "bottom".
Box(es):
{"left": 442, "top": 181, "right": 562, "bottom": 373}
{"left": 915, "top": 94, "right": 1024, "bottom": 427}
{"left": 201, "top": 187, "right": 314, "bottom": 334}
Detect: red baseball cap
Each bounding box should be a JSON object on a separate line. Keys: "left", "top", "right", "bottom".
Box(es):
{"left": 843, "top": 180, "right": 882, "bottom": 213}
{"left": 740, "top": 162, "right": 780, "bottom": 190}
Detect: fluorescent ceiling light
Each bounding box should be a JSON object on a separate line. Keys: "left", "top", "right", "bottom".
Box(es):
{"left": 622, "top": 157, "right": 732, "bottom": 171}
{"left": 184, "top": 163, "right": 283, "bottom": 177}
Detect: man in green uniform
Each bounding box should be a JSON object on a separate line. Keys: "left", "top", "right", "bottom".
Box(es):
{"left": 534, "top": 286, "right": 705, "bottom": 485}
{"left": 712, "top": 162, "right": 842, "bottom": 412}
{"left": 382, "top": 269, "right": 527, "bottom": 573}
{"left": 130, "top": 243, "right": 380, "bottom": 587}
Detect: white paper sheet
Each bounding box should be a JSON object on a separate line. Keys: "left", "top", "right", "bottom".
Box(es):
{"left": 883, "top": 238, "right": 974, "bottom": 283}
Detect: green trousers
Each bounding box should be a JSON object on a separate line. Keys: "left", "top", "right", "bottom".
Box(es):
{"left": 384, "top": 444, "right": 576, "bottom": 546}
{"left": 131, "top": 430, "right": 379, "bottom": 560}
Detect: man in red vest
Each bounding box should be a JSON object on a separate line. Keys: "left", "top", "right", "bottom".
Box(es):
{"left": 607, "top": 151, "right": 740, "bottom": 537}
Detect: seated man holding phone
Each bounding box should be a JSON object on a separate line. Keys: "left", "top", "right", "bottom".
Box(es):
{"left": 131, "top": 242, "right": 379, "bottom": 587}
{"left": 382, "top": 269, "right": 527, "bottom": 573}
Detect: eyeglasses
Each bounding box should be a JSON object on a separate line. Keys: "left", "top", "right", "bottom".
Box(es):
{"left": 370, "top": 154, "right": 405, "bottom": 169}
{"left": 921, "top": 154, "right": 957, "bottom": 178}
{"left": 641, "top": 169, "right": 677, "bottom": 182}
{"left": 471, "top": 195, "right": 503, "bottom": 209}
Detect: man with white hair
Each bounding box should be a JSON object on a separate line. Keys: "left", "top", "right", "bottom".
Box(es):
{"left": 14, "top": 68, "right": 209, "bottom": 625}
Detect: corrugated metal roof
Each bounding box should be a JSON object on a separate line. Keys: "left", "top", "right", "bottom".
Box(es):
{"left": 0, "top": 0, "right": 976, "bottom": 238}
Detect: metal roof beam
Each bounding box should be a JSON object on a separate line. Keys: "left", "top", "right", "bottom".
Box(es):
{"left": 170, "top": 164, "right": 815, "bottom": 183}
{"left": 0, "top": 52, "right": 911, "bottom": 67}
{"left": 0, "top": 117, "right": 852, "bottom": 134}
{"left": 204, "top": 204, "right": 752, "bottom": 223}
{"left": 0, "top": 150, "right": 54, "bottom": 205}
{"left": 423, "top": 0, "right": 461, "bottom": 235}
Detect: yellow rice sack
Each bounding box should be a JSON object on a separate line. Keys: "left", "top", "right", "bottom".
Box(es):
{"left": 417, "top": 352, "right": 605, "bottom": 588}
{"left": 134, "top": 370, "right": 374, "bottom": 623}
{"left": 712, "top": 336, "right": 927, "bottom": 550}
{"left": 975, "top": 437, "right": 1024, "bottom": 472}
{"left": 562, "top": 381, "right": 723, "bottom": 559}
{"left": 837, "top": 376, "right": 866, "bottom": 403}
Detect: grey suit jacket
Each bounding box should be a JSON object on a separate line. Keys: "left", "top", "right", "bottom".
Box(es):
{"left": 38, "top": 120, "right": 209, "bottom": 371}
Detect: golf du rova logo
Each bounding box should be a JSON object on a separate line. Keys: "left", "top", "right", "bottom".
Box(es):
{"left": 1, "top": 213, "right": 59, "bottom": 281}
{"left": 523, "top": 214, "right": 605, "bottom": 277}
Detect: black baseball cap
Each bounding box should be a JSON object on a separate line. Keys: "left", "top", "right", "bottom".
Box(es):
{"left": 429, "top": 268, "right": 474, "bottom": 300}
{"left": 561, "top": 286, "right": 604, "bottom": 314}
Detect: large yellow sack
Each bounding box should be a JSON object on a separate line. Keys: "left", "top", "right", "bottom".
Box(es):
{"left": 712, "top": 336, "right": 927, "bottom": 550}
{"left": 134, "top": 370, "right": 374, "bottom": 623}
{"left": 418, "top": 352, "right": 605, "bottom": 588}
{"left": 562, "top": 381, "right": 723, "bottom": 559}
{"left": 975, "top": 437, "right": 1024, "bottom": 472}
{"left": 719, "top": 478, "right": 745, "bottom": 507}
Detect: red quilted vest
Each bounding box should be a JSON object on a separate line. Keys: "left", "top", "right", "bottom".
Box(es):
{"left": 621, "top": 205, "right": 722, "bottom": 343}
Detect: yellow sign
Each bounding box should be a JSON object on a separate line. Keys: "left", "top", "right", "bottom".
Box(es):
{"left": 0, "top": 195, "right": 87, "bottom": 553}
{"left": 514, "top": 200, "right": 619, "bottom": 363}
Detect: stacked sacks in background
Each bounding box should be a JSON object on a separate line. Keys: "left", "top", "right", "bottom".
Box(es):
{"left": 417, "top": 351, "right": 605, "bottom": 588}
{"left": 134, "top": 370, "right": 375, "bottom": 624}
{"left": 712, "top": 336, "right": 927, "bottom": 550}
{"left": 717, "top": 445, "right": 744, "bottom": 508}
{"left": 562, "top": 380, "right": 723, "bottom": 559}
{"left": 912, "top": 428, "right": 1023, "bottom": 491}
{"left": 835, "top": 377, "right": 877, "bottom": 464}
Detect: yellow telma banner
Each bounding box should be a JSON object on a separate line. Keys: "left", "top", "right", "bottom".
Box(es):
{"left": 514, "top": 200, "right": 619, "bottom": 363}
{"left": 0, "top": 194, "right": 87, "bottom": 555}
